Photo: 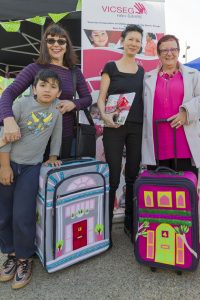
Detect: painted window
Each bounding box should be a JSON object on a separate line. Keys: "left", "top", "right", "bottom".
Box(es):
{"left": 176, "top": 234, "right": 184, "bottom": 265}
{"left": 66, "top": 176, "right": 96, "bottom": 192}
{"left": 147, "top": 230, "right": 155, "bottom": 259}
{"left": 87, "top": 217, "right": 95, "bottom": 244}
{"left": 144, "top": 191, "right": 154, "bottom": 207}
{"left": 157, "top": 191, "right": 172, "bottom": 208}
{"left": 65, "top": 224, "right": 73, "bottom": 253}
{"left": 65, "top": 199, "right": 96, "bottom": 219}
{"left": 176, "top": 191, "right": 186, "bottom": 208}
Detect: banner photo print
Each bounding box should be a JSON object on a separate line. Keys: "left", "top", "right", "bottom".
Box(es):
{"left": 82, "top": 0, "right": 165, "bottom": 220}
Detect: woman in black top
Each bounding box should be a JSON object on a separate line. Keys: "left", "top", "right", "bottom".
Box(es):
{"left": 97, "top": 25, "right": 144, "bottom": 244}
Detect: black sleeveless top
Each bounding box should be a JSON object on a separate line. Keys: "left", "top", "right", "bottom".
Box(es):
{"left": 102, "top": 61, "right": 144, "bottom": 123}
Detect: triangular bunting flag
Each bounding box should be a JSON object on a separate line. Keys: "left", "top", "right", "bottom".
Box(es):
{"left": 0, "top": 21, "right": 21, "bottom": 32}
{"left": 27, "top": 16, "right": 46, "bottom": 25}
{"left": 76, "top": 0, "right": 82, "bottom": 11}
{"left": 48, "top": 12, "right": 69, "bottom": 23}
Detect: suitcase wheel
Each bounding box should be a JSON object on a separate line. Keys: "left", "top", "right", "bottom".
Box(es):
{"left": 176, "top": 271, "right": 182, "bottom": 276}
{"left": 150, "top": 267, "right": 157, "bottom": 272}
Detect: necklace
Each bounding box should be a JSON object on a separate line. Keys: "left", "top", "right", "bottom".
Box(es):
{"left": 159, "top": 69, "right": 178, "bottom": 80}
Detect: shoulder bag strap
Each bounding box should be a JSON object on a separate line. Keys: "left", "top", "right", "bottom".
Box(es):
{"left": 71, "top": 67, "right": 94, "bottom": 126}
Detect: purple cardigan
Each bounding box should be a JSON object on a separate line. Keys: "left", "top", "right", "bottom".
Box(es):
{"left": 0, "top": 63, "right": 92, "bottom": 137}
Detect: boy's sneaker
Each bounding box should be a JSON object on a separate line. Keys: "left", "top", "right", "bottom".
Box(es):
{"left": 11, "top": 259, "right": 33, "bottom": 289}
{"left": 0, "top": 255, "right": 17, "bottom": 282}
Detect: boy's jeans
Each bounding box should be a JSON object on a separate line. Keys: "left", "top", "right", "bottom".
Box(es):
{"left": 0, "top": 161, "right": 41, "bottom": 259}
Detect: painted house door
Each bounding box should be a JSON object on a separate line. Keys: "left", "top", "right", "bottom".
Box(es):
{"left": 155, "top": 223, "right": 175, "bottom": 265}
{"left": 73, "top": 220, "right": 87, "bottom": 250}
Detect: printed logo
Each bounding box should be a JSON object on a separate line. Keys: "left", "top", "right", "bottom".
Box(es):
{"left": 27, "top": 111, "right": 53, "bottom": 134}
{"left": 102, "top": 2, "right": 147, "bottom": 15}
{"left": 134, "top": 2, "right": 147, "bottom": 14}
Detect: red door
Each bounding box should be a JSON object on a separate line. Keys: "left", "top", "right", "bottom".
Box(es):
{"left": 73, "top": 220, "right": 87, "bottom": 250}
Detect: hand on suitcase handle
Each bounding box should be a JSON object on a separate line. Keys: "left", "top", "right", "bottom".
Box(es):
{"left": 167, "top": 110, "right": 187, "bottom": 129}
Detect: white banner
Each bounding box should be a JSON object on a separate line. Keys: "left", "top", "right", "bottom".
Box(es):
{"left": 82, "top": 0, "right": 165, "bottom": 220}
{"left": 82, "top": 0, "right": 165, "bottom": 102}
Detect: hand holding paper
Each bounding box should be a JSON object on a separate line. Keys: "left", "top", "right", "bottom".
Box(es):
{"left": 105, "top": 92, "right": 135, "bottom": 125}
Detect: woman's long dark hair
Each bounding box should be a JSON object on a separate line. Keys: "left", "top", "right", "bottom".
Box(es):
{"left": 36, "top": 23, "right": 78, "bottom": 68}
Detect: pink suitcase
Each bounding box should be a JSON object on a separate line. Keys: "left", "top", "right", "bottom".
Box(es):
{"left": 134, "top": 119, "right": 199, "bottom": 273}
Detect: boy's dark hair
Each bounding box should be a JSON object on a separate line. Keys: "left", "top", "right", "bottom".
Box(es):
{"left": 33, "top": 69, "right": 62, "bottom": 91}
{"left": 121, "top": 24, "right": 143, "bottom": 39}
{"left": 157, "top": 34, "right": 180, "bottom": 55}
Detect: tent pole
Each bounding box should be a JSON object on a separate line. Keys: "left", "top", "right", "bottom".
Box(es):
{"left": 5, "top": 65, "right": 9, "bottom": 78}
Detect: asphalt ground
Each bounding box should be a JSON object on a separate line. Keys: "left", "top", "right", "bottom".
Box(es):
{"left": 1, "top": 223, "right": 200, "bottom": 300}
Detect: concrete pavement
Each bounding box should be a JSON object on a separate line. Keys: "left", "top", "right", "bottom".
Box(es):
{"left": 1, "top": 223, "right": 200, "bottom": 300}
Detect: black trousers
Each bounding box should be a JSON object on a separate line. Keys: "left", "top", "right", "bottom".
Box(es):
{"left": 147, "top": 158, "right": 198, "bottom": 177}
{"left": 103, "top": 122, "right": 143, "bottom": 230}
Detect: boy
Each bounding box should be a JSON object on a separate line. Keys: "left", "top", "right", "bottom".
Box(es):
{"left": 0, "top": 69, "right": 62, "bottom": 289}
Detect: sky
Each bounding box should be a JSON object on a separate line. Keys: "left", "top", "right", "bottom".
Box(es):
{"left": 165, "top": 0, "right": 200, "bottom": 63}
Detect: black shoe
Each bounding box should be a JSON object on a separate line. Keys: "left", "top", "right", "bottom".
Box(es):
{"left": 124, "top": 224, "right": 131, "bottom": 238}
{"left": 124, "top": 214, "right": 133, "bottom": 240}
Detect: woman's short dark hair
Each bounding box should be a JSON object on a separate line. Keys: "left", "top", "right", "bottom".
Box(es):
{"left": 121, "top": 24, "right": 143, "bottom": 39}
{"left": 36, "top": 23, "right": 78, "bottom": 68}
{"left": 157, "top": 34, "right": 180, "bottom": 55}
{"left": 33, "top": 69, "right": 62, "bottom": 91}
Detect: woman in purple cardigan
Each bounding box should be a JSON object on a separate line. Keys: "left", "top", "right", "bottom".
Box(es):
{"left": 0, "top": 23, "right": 92, "bottom": 158}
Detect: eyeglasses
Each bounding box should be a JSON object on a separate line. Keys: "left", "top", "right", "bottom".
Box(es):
{"left": 46, "top": 38, "right": 67, "bottom": 46}
{"left": 159, "top": 48, "right": 179, "bottom": 55}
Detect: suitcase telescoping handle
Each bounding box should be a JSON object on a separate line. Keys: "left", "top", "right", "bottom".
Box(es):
{"left": 155, "top": 118, "right": 177, "bottom": 171}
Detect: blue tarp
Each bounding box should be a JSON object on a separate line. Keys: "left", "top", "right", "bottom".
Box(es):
{"left": 185, "top": 57, "right": 200, "bottom": 71}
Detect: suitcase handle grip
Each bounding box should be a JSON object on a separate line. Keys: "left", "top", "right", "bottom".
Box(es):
{"left": 153, "top": 166, "right": 179, "bottom": 175}
{"left": 61, "top": 158, "right": 93, "bottom": 164}
{"left": 155, "top": 118, "right": 169, "bottom": 123}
